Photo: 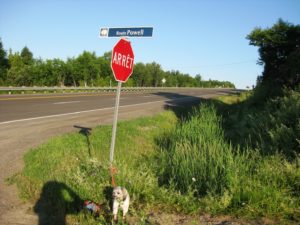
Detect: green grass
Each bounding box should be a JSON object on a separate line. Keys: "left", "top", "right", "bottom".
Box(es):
{"left": 157, "top": 104, "right": 236, "bottom": 195}
{"left": 10, "top": 111, "right": 201, "bottom": 224}
{"left": 158, "top": 103, "right": 300, "bottom": 220}
{"left": 217, "top": 91, "right": 251, "bottom": 105}
{"left": 219, "top": 89, "right": 300, "bottom": 159}
{"left": 10, "top": 89, "right": 300, "bottom": 224}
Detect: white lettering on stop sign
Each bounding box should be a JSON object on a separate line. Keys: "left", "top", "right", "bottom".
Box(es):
{"left": 112, "top": 52, "right": 134, "bottom": 69}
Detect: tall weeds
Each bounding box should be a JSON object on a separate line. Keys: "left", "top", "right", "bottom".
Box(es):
{"left": 157, "top": 101, "right": 300, "bottom": 219}
{"left": 223, "top": 88, "right": 300, "bottom": 158}
{"left": 158, "top": 104, "right": 236, "bottom": 196}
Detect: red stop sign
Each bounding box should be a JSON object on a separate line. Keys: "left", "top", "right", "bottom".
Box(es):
{"left": 111, "top": 38, "right": 134, "bottom": 82}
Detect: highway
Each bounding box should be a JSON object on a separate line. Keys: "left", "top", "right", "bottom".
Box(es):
{"left": 0, "top": 88, "right": 235, "bottom": 224}
{"left": 0, "top": 88, "right": 234, "bottom": 123}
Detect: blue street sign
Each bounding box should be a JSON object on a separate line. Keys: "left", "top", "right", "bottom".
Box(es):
{"left": 100, "top": 27, "right": 153, "bottom": 38}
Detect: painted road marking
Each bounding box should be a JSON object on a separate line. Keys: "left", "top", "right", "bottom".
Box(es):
{"left": 0, "top": 92, "right": 152, "bottom": 101}
{"left": 0, "top": 100, "right": 165, "bottom": 125}
{"left": 0, "top": 96, "right": 198, "bottom": 125}
{"left": 53, "top": 101, "right": 81, "bottom": 105}
{"left": 0, "top": 93, "right": 114, "bottom": 101}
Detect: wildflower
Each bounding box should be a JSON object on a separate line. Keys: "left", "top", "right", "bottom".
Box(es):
{"left": 192, "top": 177, "right": 196, "bottom": 182}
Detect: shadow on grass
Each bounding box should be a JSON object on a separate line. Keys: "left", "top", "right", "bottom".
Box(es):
{"left": 103, "top": 186, "right": 113, "bottom": 216}
{"left": 34, "top": 181, "right": 83, "bottom": 225}
{"left": 74, "top": 125, "right": 93, "bottom": 157}
{"left": 152, "top": 89, "right": 240, "bottom": 121}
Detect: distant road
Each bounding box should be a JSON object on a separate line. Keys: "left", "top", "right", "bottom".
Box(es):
{"left": 0, "top": 88, "right": 237, "bottom": 224}
{"left": 0, "top": 88, "right": 237, "bottom": 123}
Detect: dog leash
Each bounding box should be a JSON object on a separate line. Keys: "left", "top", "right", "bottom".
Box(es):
{"left": 110, "top": 165, "right": 118, "bottom": 187}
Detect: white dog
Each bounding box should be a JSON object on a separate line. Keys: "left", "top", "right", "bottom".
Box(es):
{"left": 112, "top": 186, "right": 130, "bottom": 222}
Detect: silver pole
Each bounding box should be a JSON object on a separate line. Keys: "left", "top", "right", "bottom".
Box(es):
{"left": 109, "top": 81, "right": 122, "bottom": 165}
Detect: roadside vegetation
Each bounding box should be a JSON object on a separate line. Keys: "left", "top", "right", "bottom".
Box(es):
{"left": 9, "top": 88, "right": 299, "bottom": 224}
{"left": 7, "top": 19, "right": 300, "bottom": 224}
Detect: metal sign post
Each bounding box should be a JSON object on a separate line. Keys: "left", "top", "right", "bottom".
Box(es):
{"left": 109, "top": 81, "right": 122, "bottom": 165}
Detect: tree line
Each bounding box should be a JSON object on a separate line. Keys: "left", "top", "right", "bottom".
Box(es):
{"left": 247, "top": 19, "right": 300, "bottom": 92}
{"left": 0, "top": 40, "right": 235, "bottom": 88}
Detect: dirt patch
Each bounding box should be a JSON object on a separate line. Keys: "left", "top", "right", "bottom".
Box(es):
{"left": 126, "top": 212, "right": 260, "bottom": 225}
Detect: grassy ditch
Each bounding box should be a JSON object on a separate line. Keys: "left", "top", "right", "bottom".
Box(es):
{"left": 158, "top": 101, "right": 300, "bottom": 221}
{"left": 9, "top": 90, "right": 300, "bottom": 224}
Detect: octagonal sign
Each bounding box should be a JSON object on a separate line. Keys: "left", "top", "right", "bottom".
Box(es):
{"left": 111, "top": 38, "right": 134, "bottom": 83}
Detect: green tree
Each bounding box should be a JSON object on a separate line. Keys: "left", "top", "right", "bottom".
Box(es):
{"left": 31, "top": 58, "right": 46, "bottom": 86}
{"left": 0, "top": 39, "right": 9, "bottom": 85}
{"left": 7, "top": 46, "right": 35, "bottom": 86}
{"left": 167, "top": 70, "right": 181, "bottom": 87}
{"left": 40, "top": 60, "right": 56, "bottom": 86}
{"left": 195, "top": 74, "right": 202, "bottom": 87}
{"left": 132, "top": 62, "right": 151, "bottom": 86}
{"left": 73, "top": 51, "right": 100, "bottom": 87}
{"left": 7, "top": 51, "right": 32, "bottom": 86}
{"left": 51, "top": 58, "right": 67, "bottom": 86}
{"left": 177, "top": 73, "right": 196, "bottom": 87}
{"left": 146, "top": 62, "right": 163, "bottom": 87}
{"left": 247, "top": 19, "right": 300, "bottom": 89}
{"left": 64, "top": 58, "right": 77, "bottom": 86}
{"left": 21, "top": 46, "right": 34, "bottom": 65}
{"left": 97, "top": 52, "right": 113, "bottom": 86}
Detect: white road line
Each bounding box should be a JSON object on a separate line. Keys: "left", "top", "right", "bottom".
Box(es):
{"left": 0, "top": 99, "right": 165, "bottom": 125}
{"left": 53, "top": 101, "right": 81, "bottom": 105}
{"left": 0, "top": 96, "right": 198, "bottom": 125}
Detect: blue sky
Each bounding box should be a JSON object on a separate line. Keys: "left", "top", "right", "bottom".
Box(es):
{"left": 0, "top": 0, "right": 299, "bottom": 88}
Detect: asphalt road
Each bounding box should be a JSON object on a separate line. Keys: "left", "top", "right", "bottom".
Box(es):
{"left": 0, "top": 88, "right": 234, "bottom": 123}
{"left": 0, "top": 88, "right": 236, "bottom": 225}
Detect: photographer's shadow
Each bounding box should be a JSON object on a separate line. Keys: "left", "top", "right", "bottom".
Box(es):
{"left": 34, "top": 181, "right": 83, "bottom": 225}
